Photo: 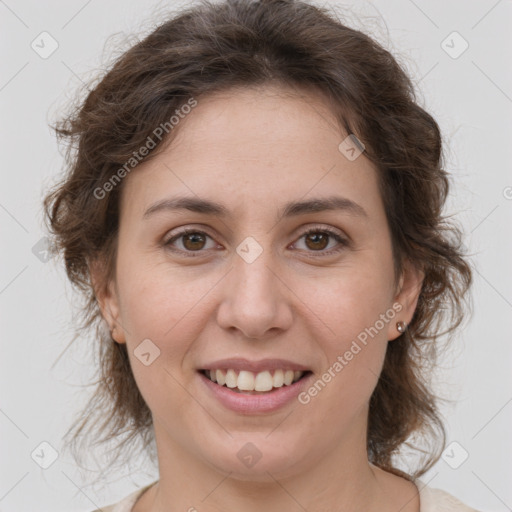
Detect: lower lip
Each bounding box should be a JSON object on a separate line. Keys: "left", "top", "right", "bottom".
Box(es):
{"left": 198, "top": 371, "right": 312, "bottom": 414}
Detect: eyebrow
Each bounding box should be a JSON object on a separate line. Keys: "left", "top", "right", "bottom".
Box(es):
{"left": 143, "top": 195, "right": 367, "bottom": 220}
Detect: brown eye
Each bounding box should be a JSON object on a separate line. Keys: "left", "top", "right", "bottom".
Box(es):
{"left": 304, "top": 232, "right": 329, "bottom": 251}
{"left": 182, "top": 232, "right": 207, "bottom": 250}
{"left": 164, "top": 229, "right": 217, "bottom": 255}
{"left": 294, "top": 227, "right": 349, "bottom": 255}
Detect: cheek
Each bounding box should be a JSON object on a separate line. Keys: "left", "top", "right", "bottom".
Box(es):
{"left": 309, "top": 257, "right": 395, "bottom": 345}
{"left": 113, "top": 259, "right": 205, "bottom": 415}
{"left": 321, "top": 292, "right": 390, "bottom": 392}
{"left": 302, "top": 253, "right": 395, "bottom": 399}
{"left": 115, "top": 252, "right": 205, "bottom": 337}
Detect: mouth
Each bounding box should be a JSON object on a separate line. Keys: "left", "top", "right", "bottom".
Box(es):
{"left": 198, "top": 368, "right": 312, "bottom": 394}
{"left": 197, "top": 358, "right": 314, "bottom": 413}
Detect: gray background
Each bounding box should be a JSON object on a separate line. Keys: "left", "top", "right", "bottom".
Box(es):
{"left": 1, "top": 0, "right": 511, "bottom": 510}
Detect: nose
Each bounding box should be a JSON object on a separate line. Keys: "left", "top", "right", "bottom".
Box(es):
{"left": 216, "top": 244, "right": 293, "bottom": 340}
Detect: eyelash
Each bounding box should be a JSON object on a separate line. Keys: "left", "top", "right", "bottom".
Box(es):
{"left": 163, "top": 226, "right": 349, "bottom": 258}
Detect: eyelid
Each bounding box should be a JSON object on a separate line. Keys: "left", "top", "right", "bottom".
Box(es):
{"left": 293, "top": 223, "right": 348, "bottom": 240}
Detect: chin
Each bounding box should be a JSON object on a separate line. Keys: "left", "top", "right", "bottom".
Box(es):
{"left": 198, "top": 435, "right": 310, "bottom": 481}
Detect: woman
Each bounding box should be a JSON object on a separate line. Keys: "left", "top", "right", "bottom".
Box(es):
{"left": 43, "top": 0, "right": 478, "bottom": 510}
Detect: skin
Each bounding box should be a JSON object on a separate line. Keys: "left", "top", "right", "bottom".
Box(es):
{"left": 93, "top": 84, "right": 424, "bottom": 512}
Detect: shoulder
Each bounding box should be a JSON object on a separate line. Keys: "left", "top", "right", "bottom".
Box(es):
{"left": 415, "top": 479, "right": 482, "bottom": 512}
{"left": 89, "top": 481, "right": 158, "bottom": 512}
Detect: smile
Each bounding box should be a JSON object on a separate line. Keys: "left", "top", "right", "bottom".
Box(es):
{"left": 198, "top": 364, "right": 313, "bottom": 413}
{"left": 201, "top": 368, "right": 308, "bottom": 393}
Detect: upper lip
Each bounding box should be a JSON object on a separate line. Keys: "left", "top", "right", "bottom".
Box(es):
{"left": 199, "top": 358, "right": 311, "bottom": 373}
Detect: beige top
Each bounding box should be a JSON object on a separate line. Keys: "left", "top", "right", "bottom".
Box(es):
{"left": 90, "top": 479, "right": 482, "bottom": 511}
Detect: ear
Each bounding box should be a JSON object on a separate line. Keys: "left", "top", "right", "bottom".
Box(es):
{"left": 90, "top": 258, "right": 126, "bottom": 344}
{"left": 387, "top": 259, "right": 424, "bottom": 341}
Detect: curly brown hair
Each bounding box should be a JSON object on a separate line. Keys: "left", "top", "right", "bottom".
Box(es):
{"left": 43, "top": 0, "right": 472, "bottom": 481}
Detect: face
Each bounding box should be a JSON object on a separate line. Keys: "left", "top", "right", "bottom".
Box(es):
{"left": 95, "top": 85, "right": 422, "bottom": 481}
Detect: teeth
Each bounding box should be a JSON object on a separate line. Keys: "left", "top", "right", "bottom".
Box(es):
{"left": 273, "top": 369, "right": 284, "bottom": 387}
{"left": 237, "top": 370, "right": 255, "bottom": 391}
{"left": 204, "top": 368, "right": 305, "bottom": 392}
{"left": 215, "top": 369, "right": 225, "bottom": 386}
{"left": 225, "top": 369, "right": 238, "bottom": 388}
{"left": 254, "top": 371, "right": 273, "bottom": 392}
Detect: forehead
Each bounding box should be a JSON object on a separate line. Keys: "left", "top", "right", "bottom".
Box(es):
{"left": 119, "top": 84, "right": 382, "bottom": 222}
{"left": 170, "top": 83, "right": 348, "bottom": 154}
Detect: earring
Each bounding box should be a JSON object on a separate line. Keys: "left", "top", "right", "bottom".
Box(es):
{"left": 396, "top": 321, "right": 406, "bottom": 333}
